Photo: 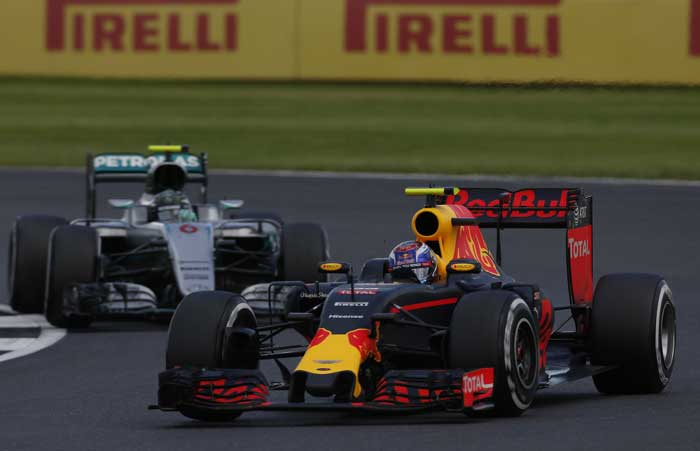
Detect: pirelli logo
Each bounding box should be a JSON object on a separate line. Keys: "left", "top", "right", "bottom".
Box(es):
{"left": 345, "top": 0, "right": 561, "bottom": 56}
{"left": 46, "top": 0, "right": 238, "bottom": 52}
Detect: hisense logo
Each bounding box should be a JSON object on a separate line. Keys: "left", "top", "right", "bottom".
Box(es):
{"left": 46, "top": 0, "right": 238, "bottom": 52}
{"left": 344, "top": 0, "right": 562, "bottom": 56}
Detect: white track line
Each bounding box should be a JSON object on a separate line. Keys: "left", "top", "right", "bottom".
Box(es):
{"left": 0, "top": 338, "right": 36, "bottom": 352}
{"left": 0, "top": 314, "right": 66, "bottom": 364}
{"left": 1, "top": 166, "right": 700, "bottom": 188}
{"left": 0, "top": 317, "right": 41, "bottom": 328}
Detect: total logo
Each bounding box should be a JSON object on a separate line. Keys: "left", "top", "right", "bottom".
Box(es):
{"left": 568, "top": 238, "right": 591, "bottom": 259}
{"left": 462, "top": 371, "right": 493, "bottom": 394}
{"left": 180, "top": 224, "right": 198, "bottom": 234}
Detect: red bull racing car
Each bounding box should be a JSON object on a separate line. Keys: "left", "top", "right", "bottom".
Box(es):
{"left": 152, "top": 187, "right": 676, "bottom": 420}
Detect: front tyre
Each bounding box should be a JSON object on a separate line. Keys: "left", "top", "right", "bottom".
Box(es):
{"left": 8, "top": 215, "right": 67, "bottom": 313}
{"left": 45, "top": 225, "right": 98, "bottom": 328}
{"left": 449, "top": 290, "right": 539, "bottom": 416}
{"left": 166, "top": 291, "right": 258, "bottom": 370}
{"left": 166, "top": 291, "right": 257, "bottom": 422}
{"left": 591, "top": 274, "right": 676, "bottom": 394}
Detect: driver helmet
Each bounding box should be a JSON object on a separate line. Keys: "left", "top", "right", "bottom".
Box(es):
{"left": 145, "top": 162, "right": 187, "bottom": 195}
{"left": 153, "top": 189, "right": 197, "bottom": 223}
{"left": 388, "top": 241, "right": 438, "bottom": 284}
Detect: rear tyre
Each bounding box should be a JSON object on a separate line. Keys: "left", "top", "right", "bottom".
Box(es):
{"left": 282, "top": 223, "right": 329, "bottom": 283}
{"left": 449, "top": 290, "right": 539, "bottom": 417}
{"left": 8, "top": 215, "right": 67, "bottom": 313}
{"left": 591, "top": 274, "right": 676, "bottom": 394}
{"left": 166, "top": 291, "right": 258, "bottom": 422}
{"left": 45, "top": 226, "right": 98, "bottom": 328}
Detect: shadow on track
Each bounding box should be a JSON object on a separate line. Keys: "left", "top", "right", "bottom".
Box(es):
{"left": 532, "top": 391, "right": 601, "bottom": 408}
{"left": 159, "top": 413, "right": 481, "bottom": 430}
{"left": 155, "top": 391, "right": 604, "bottom": 430}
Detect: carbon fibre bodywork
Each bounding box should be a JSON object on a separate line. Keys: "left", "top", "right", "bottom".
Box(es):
{"left": 9, "top": 148, "right": 328, "bottom": 326}
{"left": 62, "top": 150, "right": 287, "bottom": 320}
{"left": 68, "top": 215, "right": 283, "bottom": 318}
{"left": 153, "top": 187, "right": 675, "bottom": 420}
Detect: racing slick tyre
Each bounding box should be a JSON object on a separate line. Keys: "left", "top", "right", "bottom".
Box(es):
{"left": 591, "top": 274, "right": 676, "bottom": 394}
{"left": 166, "top": 291, "right": 259, "bottom": 369}
{"left": 281, "top": 223, "right": 329, "bottom": 283}
{"left": 166, "top": 291, "right": 258, "bottom": 422}
{"left": 449, "top": 290, "right": 539, "bottom": 417}
{"left": 45, "top": 225, "right": 98, "bottom": 328}
{"left": 8, "top": 215, "right": 67, "bottom": 313}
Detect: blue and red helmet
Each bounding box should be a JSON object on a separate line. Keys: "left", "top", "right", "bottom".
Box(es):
{"left": 388, "top": 241, "right": 438, "bottom": 284}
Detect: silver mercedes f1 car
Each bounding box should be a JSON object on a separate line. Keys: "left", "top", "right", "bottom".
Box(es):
{"left": 7, "top": 145, "right": 329, "bottom": 328}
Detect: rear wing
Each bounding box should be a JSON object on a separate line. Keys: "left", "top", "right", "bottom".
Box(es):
{"left": 408, "top": 187, "right": 593, "bottom": 306}
{"left": 86, "top": 148, "right": 208, "bottom": 219}
{"left": 442, "top": 188, "right": 577, "bottom": 228}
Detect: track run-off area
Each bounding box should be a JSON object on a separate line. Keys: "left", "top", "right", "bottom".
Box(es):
{"left": 1, "top": 169, "right": 699, "bottom": 451}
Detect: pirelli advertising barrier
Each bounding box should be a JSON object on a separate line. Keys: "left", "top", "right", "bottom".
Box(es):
{"left": 0, "top": 0, "right": 699, "bottom": 84}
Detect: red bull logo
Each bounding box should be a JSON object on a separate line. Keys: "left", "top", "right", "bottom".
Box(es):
{"left": 448, "top": 189, "right": 569, "bottom": 220}
{"left": 344, "top": 0, "right": 561, "bottom": 56}
{"left": 46, "top": 0, "right": 238, "bottom": 52}
{"left": 454, "top": 223, "right": 500, "bottom": 276}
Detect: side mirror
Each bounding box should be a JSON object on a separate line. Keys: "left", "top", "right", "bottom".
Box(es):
{"left": 319, "top": 261, "right": 351, "bottom": 275}
{"left": 446, "top": 259, "right": 482, "bottom": 274}
{"left": 108, "top": 199, "right": 135, "bottom": 209}
{"left": 219, "top": 200, "right": 245, "bottom": 210}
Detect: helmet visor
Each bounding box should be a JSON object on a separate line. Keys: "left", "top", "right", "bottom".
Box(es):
{"left": 412, "top": 265, "right": 432, "bottom": 284}
{"left": 392, "top": 262, "right": 435, "bottom": 284}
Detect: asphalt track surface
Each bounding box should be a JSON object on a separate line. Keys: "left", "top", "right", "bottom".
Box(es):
{"left": 1, "top": 169, "right": 699, "bottom": 451}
